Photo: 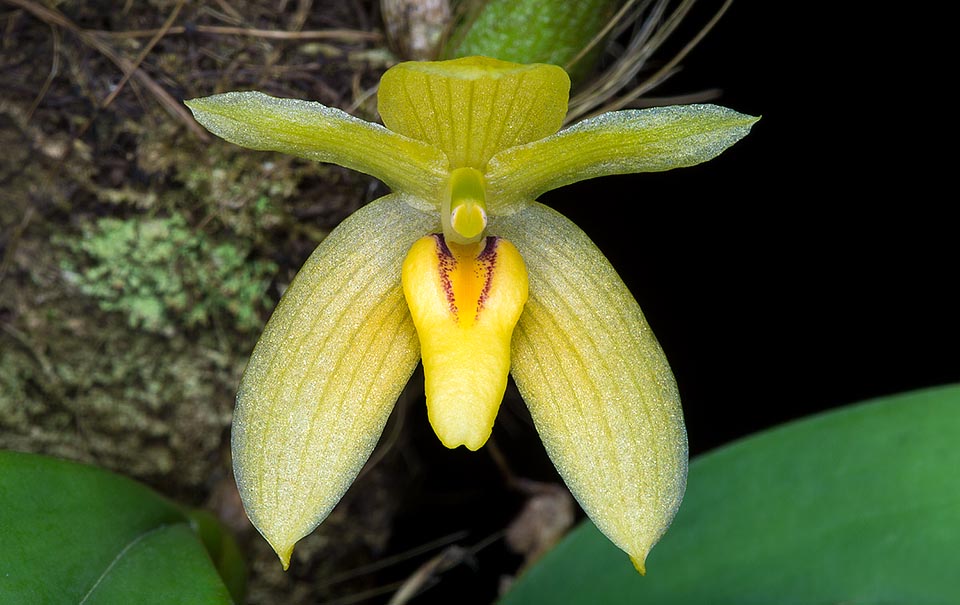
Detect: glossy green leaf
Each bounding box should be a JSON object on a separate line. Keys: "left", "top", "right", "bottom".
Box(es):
{"left": 188, "top": 509, "right": 248, "bottom": 604}
{"left": 0, "top": 450, "right": 238, "bottom": 605}
{"left": 500, "top": 384, "right": 960, "bottom": 605}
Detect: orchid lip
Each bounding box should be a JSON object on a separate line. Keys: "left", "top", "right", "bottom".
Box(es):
{"left": 402, "top": 232, "right": 528, "bottom": 451}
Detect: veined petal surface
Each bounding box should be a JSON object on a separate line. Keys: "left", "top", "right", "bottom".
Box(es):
{"left": 186, "top": 92, "right": 447, "bottom": 206}
{"left": 378, "top": 57, "right": 569, "bottom": 170}
{"left": 491, "top": 202, "right": 688, "bottom": 572}
{"left": 486, "top": 104, "right": 759, "bottom": 214}
{"left": 233, "top": 194, "right": 438, "bottom": 567}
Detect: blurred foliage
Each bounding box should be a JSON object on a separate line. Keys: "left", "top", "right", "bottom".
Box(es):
{"left": 59, "top": 214, "right": 277, "bottom": 335}
{"left": 0, "top": 2, "right": 405, "bottom": 601}
{"left": 0, "top": 289, "right": 241, "bottom": 491}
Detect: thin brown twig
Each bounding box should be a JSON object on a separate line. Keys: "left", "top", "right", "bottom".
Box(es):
{"left": 100, "top": 0, "right": 185, "bottom": 110}
{"left": 588, "top": 0, "right": 734, "bottom": 118}
{"left": 256, "top": 0, "right": 313, "bottom": 88}
{"left": 564, "top": 0, "right": 734, "bottom": 123}
{"left": 89, "top": 23, "right": 382, "bottom": 42}
{"left": 25, "top": 20, "right": 59, "bottom": 121}
{"left": 317, "top": 529, "right": 470, "bottom": 588}
{"left": 318, "top": 581, "right": 408, "bottom": 605}
{"left": 255, "top": 0, "right": 312, "bottom": 88}
{"left": 2, "top": 4, "right": 21, "bottom": 49}
{"left": 4, "top": 0, "right": 209, "bottom": 140}
{"left": 630, "top": 87, "right": 723, "bottom": 107}
{"left": 387, "top": 530, "right": 507, "bottom": 605}
{"left": 0, "top": 206, "right": 34, "bottom": 288}
{"left": 211, "top": 0, "right": 243, "bottom": 22}
{"left": 564, "top": 0, "right": 641, "bottom": 73}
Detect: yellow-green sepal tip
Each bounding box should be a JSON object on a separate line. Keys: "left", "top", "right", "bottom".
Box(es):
{"left": 232, "top": 195, "right": 436, "bottom": 568}
{"left": 493, "top": 201, "right": 687, "bottom": 572}
{"left": 486, "top": 104, "right": 759, "bottom": 214}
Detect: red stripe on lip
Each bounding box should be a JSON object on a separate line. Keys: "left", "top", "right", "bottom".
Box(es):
{"left": 475, "top": 237, "right": 500, "bottom": 321}
{"left": 432, "top": 234, "right": 458, "bottom": 317}
{"left": 432, "top": 234, "right": 500, "bottom": 322}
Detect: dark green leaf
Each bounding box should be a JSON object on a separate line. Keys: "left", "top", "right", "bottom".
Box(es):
{"left": 445, "top": 0, "right": 618, "bottom": 82}
{"left": 188, "top": 509, "right": 247, "bottom": 603}
{"left": 0, "top": 451, "right": 237, "bottom": 604}
{"left": 501, "top": 384, "right": 960, "bottom": 605}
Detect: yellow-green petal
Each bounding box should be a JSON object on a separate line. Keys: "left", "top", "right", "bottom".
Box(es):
{"left": 185, "top": 92, "right": 447, "bottom": 208}
{"left": 233, "top": 194, "right": 438, "bottom": 568}
{"left": 486, "top": 104, "right": 759, "bottom": 214}
{"left": 377, "top": 56, "right": 570, "bottom": 171}
{"left": 491, "top": 202, "right": 688, "bottom": 573}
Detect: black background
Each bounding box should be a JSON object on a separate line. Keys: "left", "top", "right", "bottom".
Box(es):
{"left": 545, "top": 1, "right": 957, "bottom": 456}
{"left": 4, "top": 2, "right": 953, "bottom": 603}
{"left": 390, "top": 3, "right": 959, "bottom": 601}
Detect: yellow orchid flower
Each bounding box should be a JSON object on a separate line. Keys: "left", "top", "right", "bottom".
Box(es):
{"left": 186, "top": 56, "right": 758, "bottom": 574}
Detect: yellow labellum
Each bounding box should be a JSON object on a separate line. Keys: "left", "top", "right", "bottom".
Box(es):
{"left": 402, "top": 235, "right": 528, "bottom": 450}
